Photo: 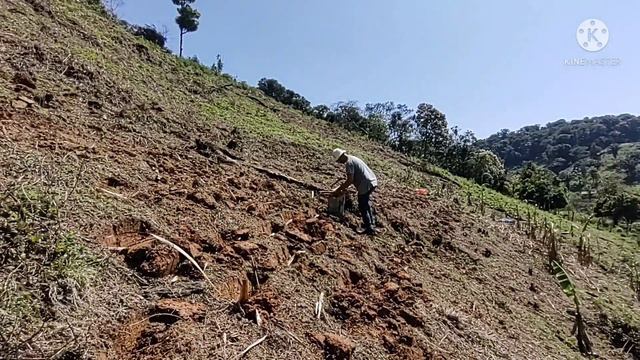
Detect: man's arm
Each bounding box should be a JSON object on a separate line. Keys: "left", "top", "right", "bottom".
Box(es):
{"left": 333, "top": 173, "right": 353, "bottom": 195}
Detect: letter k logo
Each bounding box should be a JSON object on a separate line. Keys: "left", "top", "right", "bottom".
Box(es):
{"left": 577, "top": 19, "right": 609, "bottom": 52}
{"left": 587, "top": 28, "right": 599, "bottom": 43}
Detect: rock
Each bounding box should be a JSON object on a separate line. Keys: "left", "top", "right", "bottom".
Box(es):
{"left": 258, "top": 244, "right": 289, "bottom": 270}
{"left": 17, "top": 96, "right": 35, "bottom": 105}
{"left": 482, "top": 248, "right": 492, "bottom": 258}
{"left": 383, "top": 282, "right": 400, "bottom": 294}
{"left": 186, "top": 192, "right": 217, "bottom": 210}
{"left": 285, "top": 229, "right": 312, "bottom": 243}
{"left": 13, "top": 72, "right": 36, "bottom": 89}
{"left": 395, "top": 271, "right": 411, "bottom": 281}
{"left": 187, "top": 242, "right": 202, "bottom": 259}
{"left": 323, "top": 334, "right": 355, "bottom": 360}
{"left": 310, "top": 242, "right": 327, "bottom": 255}
{"left": 12, "top": 99, "right": 28, "bottom": 109}
{"left": 320, "top": 222, "right": 335, "bottom": 238}
{"left": 232, "top": 241, "right": 259, "bottom": 257}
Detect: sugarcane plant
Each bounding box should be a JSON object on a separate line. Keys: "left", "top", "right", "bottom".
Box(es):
{"left": 551, "top": 261, "right": 594, "bottom": 356}
{"left": 546, "top": 223, "right": 560, "bottom": 267}
{"left": 577, "top": 215, "right": 594, "bottom": 267}
{"left": 629, "top": 262, "right": 640, "bottom": 301}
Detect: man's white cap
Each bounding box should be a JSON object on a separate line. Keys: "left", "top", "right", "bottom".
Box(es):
{"left": 332, "top": 148, "right": 347, "bottom": 161}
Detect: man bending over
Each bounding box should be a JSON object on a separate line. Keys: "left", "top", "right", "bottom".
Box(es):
{"left": 331, "top": 148, "right": 378, "bottom": 235}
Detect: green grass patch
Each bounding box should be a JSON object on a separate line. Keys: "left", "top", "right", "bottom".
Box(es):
{"left": 0, "top": 187, "right": 100, "bottom": 322}
{"left": 201, "top": 97, "right": 330, "bottom": 149}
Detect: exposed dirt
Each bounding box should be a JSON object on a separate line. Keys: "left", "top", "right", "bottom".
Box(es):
{"left": 0, "top": 1, "right": 638, "bottom": 359}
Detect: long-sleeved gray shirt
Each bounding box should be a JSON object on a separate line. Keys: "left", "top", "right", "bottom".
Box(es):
{"left": 345, "top": 155, "right": 378, "bottom": 195}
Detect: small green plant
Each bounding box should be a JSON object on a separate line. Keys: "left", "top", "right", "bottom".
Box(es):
{"left": 551, "top": 261, "right": 594, "bottom": 356}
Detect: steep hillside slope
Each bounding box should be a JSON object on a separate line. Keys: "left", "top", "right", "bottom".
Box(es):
{"left": 1, "top": 1, "right": 638, "bottom": 359}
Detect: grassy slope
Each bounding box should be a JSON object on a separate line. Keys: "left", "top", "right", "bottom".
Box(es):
{"left": 0, "top": 0, "right": 638, "bottom": 359}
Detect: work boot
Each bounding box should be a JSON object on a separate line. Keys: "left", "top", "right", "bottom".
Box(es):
{"left": 356, "top": 227, "right": 376, "bottom": 235}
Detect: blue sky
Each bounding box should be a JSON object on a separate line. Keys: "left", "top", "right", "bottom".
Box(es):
{"left": 117, "top": 1, "right": 640, "bottom": 138}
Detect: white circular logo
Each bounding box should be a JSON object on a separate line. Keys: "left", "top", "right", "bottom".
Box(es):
{"left": 577, "top": 19, "right": 609, "bottom": 52}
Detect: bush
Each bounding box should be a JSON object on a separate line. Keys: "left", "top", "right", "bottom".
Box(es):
{"left": 512, "top": 163, "right": 568, "bottom": 210}
{"left": 462, "top": 149, "right": 506, "bottom": 190}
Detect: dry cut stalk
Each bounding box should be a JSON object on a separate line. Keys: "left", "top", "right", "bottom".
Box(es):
{"left": 238, "top": 278, "right": 251, "bottom": 303}
{"left": 315, "top": 291, "right": 325, "bottom": 320}
{"left": 149, "top": 234, "right": 214, "bottom": 288}
{"left": 236, "top": 334, "right": 267, "bottom": 359}
{"left": 255, "top": 310, "right": 262, "bottom": 326}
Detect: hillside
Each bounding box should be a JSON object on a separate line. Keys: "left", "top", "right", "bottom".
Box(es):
{"left": 478, "top": 115, "right": 640, "bottom": 183}
{"left": 1, "top": 1, "right": 639, "bottom": 359}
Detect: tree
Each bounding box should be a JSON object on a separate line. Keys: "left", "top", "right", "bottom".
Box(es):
{"left": 326, "top": 101, "right": 366, "bottom": 132}
{"left": 445, "top": 127, "right": 476, "bottom": 176}
{"left": 463, "top": 150, "right": 506, "bottom": 190}
{"left": 172, "top": 0, "right": 200, "bottom": 57}
{"left": 616, "top": 145, "right": 640, "bottom": 184}
{"left": 104, "top": 0, "right": 123, "bottom": 14}
{"left": 513, "top": 163, "right": 568, "bottom": 210}
{"left": 388, "top": 111, "right": 414, "bottom": 154}
{"left": 361, "top": 114, "right": 389, "bottom": 143}
{"left": 132, "top": 25, "right": 167, "bottom": 48}
{"left": 413, "top": 103, "right": 450, "bottom": 164}
{"left": 211, "top": 54, "right": 223, "bottom": 74}
{"left": 257, "top": 78, "right": 287, "bottom": 100}
{"left": 594, "top": 192, "right": 640, "bottom": 229}
{"left": 256, "top": 78, "right": 311, "bottom": 113}
{"left": 311, "top": 105, "right": 330, "bottom": 120}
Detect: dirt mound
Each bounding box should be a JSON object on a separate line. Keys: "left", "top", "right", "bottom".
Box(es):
{"left": 102, "top": 218, "right": 151, "bottom": 248}
{"left": 125, "top": 240, "right": 180, "bottom": 277}
{"left": 309, "top": 333, "right": 355, "bottom": 360}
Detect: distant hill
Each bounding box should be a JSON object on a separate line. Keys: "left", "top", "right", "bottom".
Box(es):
{"left": 478, "top": 114, "right": 640, "bottom": 183}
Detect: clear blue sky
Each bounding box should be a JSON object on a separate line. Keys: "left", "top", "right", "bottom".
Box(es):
{"left": 117, "top": 1, "right": 640, "bottom": 138}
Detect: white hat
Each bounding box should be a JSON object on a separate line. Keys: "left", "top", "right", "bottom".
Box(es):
{"left": 332, "top": 148, "right": 347, "bottom": 161}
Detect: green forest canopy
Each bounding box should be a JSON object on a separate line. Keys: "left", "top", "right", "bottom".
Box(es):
{"left": 478, "top": 114, "right": 640, "bottom": 185}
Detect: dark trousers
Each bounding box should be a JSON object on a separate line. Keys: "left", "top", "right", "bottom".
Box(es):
{"left": 358, "top": 187, "right": 376, "bottom": 231}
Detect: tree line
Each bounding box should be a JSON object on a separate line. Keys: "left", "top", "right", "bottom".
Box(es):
{"left": 257, "top": 78, "right": 506, "bottom": 190}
